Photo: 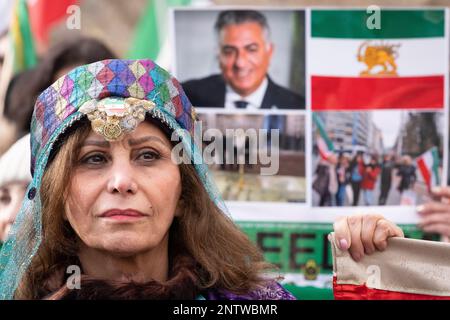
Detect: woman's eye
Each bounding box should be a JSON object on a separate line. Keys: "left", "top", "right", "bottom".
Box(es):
{"left": 137, "top": 151, "right": 160, "bottom": 162}
{"left": 81, "top": 154, "right": 107, "bottom": 165}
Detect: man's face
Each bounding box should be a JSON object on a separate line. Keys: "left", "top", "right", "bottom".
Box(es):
{"left": 218, "top": 22, "right": 273, "bottom": 97}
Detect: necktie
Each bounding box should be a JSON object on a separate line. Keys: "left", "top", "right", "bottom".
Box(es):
{"left": 234, "top": 100, "right": 248, "bottom": 109}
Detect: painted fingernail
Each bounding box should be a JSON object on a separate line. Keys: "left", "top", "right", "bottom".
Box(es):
{"left": 339, "top": 239, "right": 349, "bottom": 250}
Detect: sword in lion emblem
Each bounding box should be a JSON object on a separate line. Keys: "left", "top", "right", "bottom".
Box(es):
{"left": 357, "top": 41, "right": 401, "bottom": 76}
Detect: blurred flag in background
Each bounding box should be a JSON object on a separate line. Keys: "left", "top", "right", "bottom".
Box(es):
{"left": 127, "top": 0, "right": 192, "bottom": 69}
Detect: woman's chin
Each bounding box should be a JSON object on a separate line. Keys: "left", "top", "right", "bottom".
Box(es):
{"left": 92, "top": 234, "right": 160, "bottom": 257}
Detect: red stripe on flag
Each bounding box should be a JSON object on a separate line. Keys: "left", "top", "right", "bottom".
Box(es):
{"left": 333, "top": 277, "right": 450, "bottom": 300}
{"left": 312, "top": 75, "right": 444, "bottom": 110}
{"left": 417, "top": 157, "right": 431, "bottom": 190}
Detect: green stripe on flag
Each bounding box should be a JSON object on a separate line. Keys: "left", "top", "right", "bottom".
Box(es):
{"left": 127, "top": 0, "right": 191, "bottom": 60}
{"left": 12, "top": 0, "right": 37, "bottom": 72}
{"left": 313, "top": 113, "right": 334, "bottom": 152}
{"left": 431, "top": 146, "right": 440, "bottom": 185}
{"left": 311, "top": 9, "right": 445, "bottom": 39}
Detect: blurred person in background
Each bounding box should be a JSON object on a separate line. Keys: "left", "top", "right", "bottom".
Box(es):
{"left": 335, "top": 154, "right": 350, "bottom": 206}
{"left": 0, "top": 29, "right": 16, "bottom": 156}
{"left": 361, "top": 155, "right": 380, "bottom": 206}
{"left": 396, "top": 155, "right": 417, "bottom": 195}
{"left": 378, "top": 153, "right": 395, "bottom": 205}
{"left": 3, "top": 36, "right": 116, "bottom": 140}
{"left": 349, "top": 152, "right": 364, "bottom": 206}
{"left": 0, "top": 134, "right": 31, "bottom": 248}
{"left": 0, "top": 31, "right": 8, "bottom": 76}
{"left": 313, "top": 153, "right": 338, "bottom": 206}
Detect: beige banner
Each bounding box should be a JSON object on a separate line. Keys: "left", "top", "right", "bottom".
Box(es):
{"left": 330, "top": 233, "right": 450, "bottom": 297}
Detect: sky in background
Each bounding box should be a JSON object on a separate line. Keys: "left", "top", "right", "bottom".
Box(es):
{"left": 372, "top": 110, "right": 402, "bottom": 149}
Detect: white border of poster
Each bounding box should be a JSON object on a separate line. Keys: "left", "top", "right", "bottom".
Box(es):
{"left": 169, "top": 6, "right": 450, "bottom": 225}
{"left": 306, "top": 7, "right": 449, "bottom": 223}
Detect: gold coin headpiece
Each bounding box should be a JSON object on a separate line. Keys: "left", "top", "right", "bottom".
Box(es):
{"left": 79, "top": 97, "right": 156, "bottom": 141}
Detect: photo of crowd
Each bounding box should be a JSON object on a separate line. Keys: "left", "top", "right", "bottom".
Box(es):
{"left": 312, "top": 111, "right": 444, "bottom": 207}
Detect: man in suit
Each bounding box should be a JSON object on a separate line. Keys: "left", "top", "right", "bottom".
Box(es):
{"left": 182, "top": 10, "right": 305, "bottom": 110}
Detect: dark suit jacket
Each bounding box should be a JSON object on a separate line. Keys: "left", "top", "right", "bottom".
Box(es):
{"left": 182, "top": 74, "right": 305, "bottom": 109}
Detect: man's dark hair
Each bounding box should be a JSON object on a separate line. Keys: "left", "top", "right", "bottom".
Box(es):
{"left": 214, "top": 10, "right": 271, "bottom": 41}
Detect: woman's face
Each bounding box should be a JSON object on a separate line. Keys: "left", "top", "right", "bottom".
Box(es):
{"left": 65, "top": 121, "right": 181, "bottom": 256}
{"left": 0, "top": 181, "right": 28, "bottom": 242}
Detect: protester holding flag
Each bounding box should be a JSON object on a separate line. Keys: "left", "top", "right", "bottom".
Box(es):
{"left": 0, "top": 134, "right": 31, "bottom": 246}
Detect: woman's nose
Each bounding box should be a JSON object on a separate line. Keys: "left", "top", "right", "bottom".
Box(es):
{"left": 106, "top": 164, "right": 138, "bottom": 195}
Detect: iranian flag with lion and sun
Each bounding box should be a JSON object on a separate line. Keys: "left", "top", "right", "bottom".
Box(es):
{"left": 308, "top": 9, "right": 447, "bottom": 110}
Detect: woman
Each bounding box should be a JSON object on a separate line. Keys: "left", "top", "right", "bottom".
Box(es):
{"left": 361, "top": 155, "right": 380, "bottom": 206}
{"left": 0, "top": 59, "right": 402, "bottom": 300}
{"left": 349, "top": 153, "right": 364, "bottom": 206}
{"left": 0, "top": 134, "right": 31, "bottom": 245}
{"left": 335, "top": 154, "right": 350, "bottom": 206}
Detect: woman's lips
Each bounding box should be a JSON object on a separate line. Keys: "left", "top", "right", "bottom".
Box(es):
{"left": 99, "top": 209, "right": 148, "bottom": 221}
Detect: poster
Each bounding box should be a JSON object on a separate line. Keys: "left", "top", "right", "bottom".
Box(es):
{"left": 171, "top": 7, "right": 449, "bottom": 299}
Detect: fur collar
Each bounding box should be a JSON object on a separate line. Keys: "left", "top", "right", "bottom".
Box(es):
{"left": 45, "top": 253, "right": 201, "bottom": 300}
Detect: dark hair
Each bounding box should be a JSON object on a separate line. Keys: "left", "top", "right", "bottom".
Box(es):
{"left": 34, "top": 37, "right": 116, "bottom": 91}
{"left": 4, "top": 37, "right": 116, "bottom": 136}
{"left": 214, "top": 10, "right": 270, "bottom": 39}
{"left": 4, "top": 69, "right": 39, "bottom": 138}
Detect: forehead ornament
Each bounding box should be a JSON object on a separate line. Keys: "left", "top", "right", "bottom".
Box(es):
{"left": 79, "top": 97, "right": 156, "bottom": 141}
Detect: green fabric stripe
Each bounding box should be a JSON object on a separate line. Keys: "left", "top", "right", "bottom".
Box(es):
{"left": 313, "top": 113, "right": 334, "bottom": 151}
{"left": 127, "top": 0, "right": 191, "bottom": 60}
{"left": 311, "top": 10, "right": 445, "bottom": 39}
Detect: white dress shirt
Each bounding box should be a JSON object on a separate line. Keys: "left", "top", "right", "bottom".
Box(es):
{"left": 224, "top": 77, "right": 268, "bottom": 110}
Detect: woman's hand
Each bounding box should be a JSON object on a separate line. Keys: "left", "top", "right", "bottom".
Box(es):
{"left": 417, "top": 186, "right": 450, "bottom": 239}
{"left": 333, "top": 214, "right": 404, "bottom": 261}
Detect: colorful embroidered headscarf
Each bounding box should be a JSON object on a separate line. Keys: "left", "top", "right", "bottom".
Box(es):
{"left": 0, "top": 59, "right": 228, "bottom": 299}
